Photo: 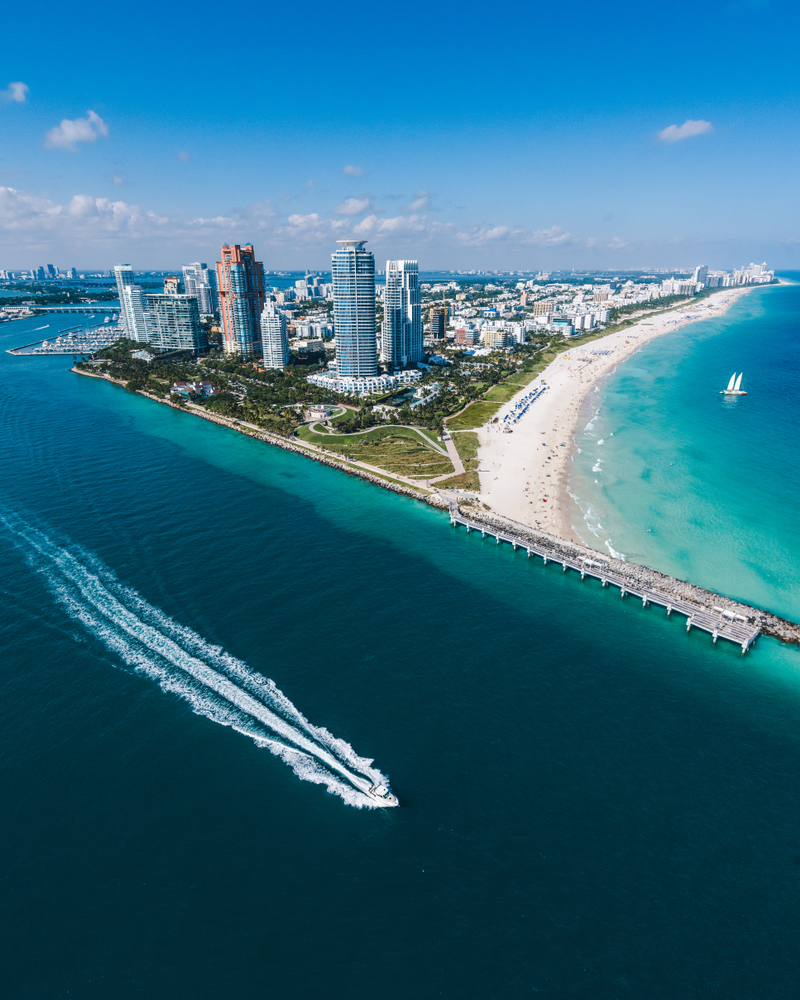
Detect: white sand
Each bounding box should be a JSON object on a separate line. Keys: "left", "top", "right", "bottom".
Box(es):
{"left": 475, "top": 286, "right": 761, "bottom": 542}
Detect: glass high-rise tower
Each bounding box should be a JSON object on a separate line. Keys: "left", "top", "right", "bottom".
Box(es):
{"left": 382, "top": 260, "right": 422, "bottom": 368}
{"left": 182, "top": 262, "right": 219, "bottom": 317}
{"left": 331, "top": 240, "right": 377, "bottom": 378}
{"left": 215, "top": 244, "right": 265, "bottom": 357}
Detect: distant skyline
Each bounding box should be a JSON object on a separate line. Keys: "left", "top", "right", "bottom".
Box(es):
{"left": 1, "top": 0, "right": 799, "bottom": 270}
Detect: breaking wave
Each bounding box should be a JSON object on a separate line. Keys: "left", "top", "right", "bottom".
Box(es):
{"left": 2, "top": 511, "right": 391, "bottom": 808}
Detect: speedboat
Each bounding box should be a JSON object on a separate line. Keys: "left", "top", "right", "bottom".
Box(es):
{"left": 367, "top": 783, "right": 399, "bottom": 807}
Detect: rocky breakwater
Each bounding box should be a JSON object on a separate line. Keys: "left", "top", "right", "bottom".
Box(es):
{"left": 455, "top": 503, "right": 800, "bottom": 647}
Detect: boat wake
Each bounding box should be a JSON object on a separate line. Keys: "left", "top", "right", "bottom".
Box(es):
{"left": 1, "top": 512, "right": 393, "bottom": 808}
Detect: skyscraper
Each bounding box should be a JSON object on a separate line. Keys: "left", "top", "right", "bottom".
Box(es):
{"left": 182, "top": 262, "right": 219, "bottom": 317}
{"left": 382, "top": 260, "right": 422, "bottom": 368}
{"left": 215, "top": 244, "right": 265, "bottom": 357}
{"left": 114, "top": 264, "right": 147, "bottom": 341}
{"left": 331, "top": 240, "right": 377, "bottom": 378}
{"left": 260, "top": 299, "right": 289, "bottom": 369}
{"left": 430, "top": 306, "right": 447, "bottom": 341}
{"left": 144, "top": 293, "right": 206, "bottom": 352}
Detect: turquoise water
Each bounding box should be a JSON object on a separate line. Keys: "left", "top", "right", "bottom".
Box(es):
{"left": 570, "top": 279, "right": 800, "bottom": 621}
{"left": 3, "top": 308, "right": 800, "bottom": 997}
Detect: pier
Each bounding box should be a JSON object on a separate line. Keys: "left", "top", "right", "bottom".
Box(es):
{"left": 449, "top": 504, "right": 760, "bottom": 653}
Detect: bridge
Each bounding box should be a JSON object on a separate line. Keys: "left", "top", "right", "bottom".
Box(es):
{"left": 449, "top": 505, "right": 760, "bottom": 653}
{"left": 34, "top": 305, "right": 120, "bottom": 315}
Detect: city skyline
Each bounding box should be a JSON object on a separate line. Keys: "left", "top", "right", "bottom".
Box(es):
{"left": 2, "top": 1, "right": 800, "bottom": 270}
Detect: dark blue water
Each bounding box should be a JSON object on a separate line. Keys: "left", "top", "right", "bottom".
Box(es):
{"left": 3, "top": 311, "right": 800, "bottom": 998}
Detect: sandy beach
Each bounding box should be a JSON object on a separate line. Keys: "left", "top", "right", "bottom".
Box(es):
{"left": 475, "top": 285, "right": 764, "bottom": 543}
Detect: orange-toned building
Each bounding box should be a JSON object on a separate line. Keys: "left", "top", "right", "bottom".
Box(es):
{"left": 215, "top": 244, "right": 265, "bottom": 357}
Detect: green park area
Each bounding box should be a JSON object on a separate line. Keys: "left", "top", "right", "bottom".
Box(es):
{"left": 295, "top": 424, "right": 454, "bottom": 480}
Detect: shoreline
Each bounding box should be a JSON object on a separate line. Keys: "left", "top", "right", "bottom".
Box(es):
{"left": 476, "top": 283, "right": 770, "bottom": 542}
{"left": 71, "top": 358, "right": 800, "bottom": 649}
{"left": 71, "top": 367, "right": 451, "bottom": 510}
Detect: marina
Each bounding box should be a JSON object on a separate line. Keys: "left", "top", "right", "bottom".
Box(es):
{"left": 7, "top": 324, "right": 122, "bottom": 356}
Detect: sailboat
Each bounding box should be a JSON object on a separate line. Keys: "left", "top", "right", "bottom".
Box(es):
{"left": 720, "top": 372, "right": 747, "bottom": 396}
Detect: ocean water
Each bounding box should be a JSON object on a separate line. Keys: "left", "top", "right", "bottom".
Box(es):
{"left": 570, "top": 278, "right": 800, "bottom": 620}
{"left": 3, "top": 310, "right": 800, "bottom": 998}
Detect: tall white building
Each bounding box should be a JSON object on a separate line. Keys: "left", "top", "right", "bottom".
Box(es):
{"left": 182, "top": 262, "right": 219, "bottom": 317}
{"left": 114, "top": 265, "right": 146, "bottom": 341}
{"left": 260, "top": 299, "right": 289, "bottom": 369}
{"left": 382, "top": 260, "right": 423, "bottom": 368}
{"left": 331, "top": 240, "right": 377, "bottom": 378}
{"left": 114, "top": 265, "right": 149, "bottom": 341}
{"left": 121, "top": 285, "right": 148, "bottom": 341}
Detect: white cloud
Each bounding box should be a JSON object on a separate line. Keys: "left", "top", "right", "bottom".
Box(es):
{"left": 176, "top": 151, "right": 191, "bottom": 161}
{"left": 45, "top": 110, "right": 109, "bottom": 150}
{"left": 402, "top": 191, "right": 431, "bottom": 212}
{"left": 2, "top": 81, "right": 28, "bottom": 103}
{"left": 334, "top": 197, "right": 371, "bottom": 216}
{"left": 608, "top": 237, "right": 629, "bottom": 250}
{"left": 341, "top": 165, "right": 366, "bottom": 176}
{"left": 454, "top": 224, "right": 572, "bottom": 248}
{"left": 0, "top": 183, "right": 589, "bottom": 267}
{"left": 657, "top": 119, "right": 713, "bottom": 143}
{"left": 0, "top": 186, "right": 165, "bottom": 238}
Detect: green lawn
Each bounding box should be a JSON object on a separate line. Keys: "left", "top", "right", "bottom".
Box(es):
{"left": 482, "top": 382, "right": 521, "bottom": 403}
{"left": 447, "top": 401, "right": 503, "bottom": 430}
{"left": 296, "top": 424, "right": 453, "bottom": 478}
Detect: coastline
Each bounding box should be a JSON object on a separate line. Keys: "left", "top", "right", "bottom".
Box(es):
{"left": 475, "top": 284, "right": 769, "bottom": 543}
{"left": 71, "top": 355, "right": 800, "bottom": 649}
{"left": 72, "top": 367, "right": 450, "bottom": 511}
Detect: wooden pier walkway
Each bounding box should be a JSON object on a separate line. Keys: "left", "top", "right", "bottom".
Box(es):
{"left": 449, "top": 505, "right": 760, "bottom": 653}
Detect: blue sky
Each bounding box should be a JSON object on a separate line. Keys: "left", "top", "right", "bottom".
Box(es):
{"left": 1, "top": 0, "right": 797, "bottom": 270}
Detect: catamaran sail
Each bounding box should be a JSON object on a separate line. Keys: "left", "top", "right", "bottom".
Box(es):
{"left": 720, "top": 372, "right": 746, "bottom": 395}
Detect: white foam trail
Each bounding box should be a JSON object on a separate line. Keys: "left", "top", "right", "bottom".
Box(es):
{"left": 2, "top": 513, "right": 391, "bottom": 808}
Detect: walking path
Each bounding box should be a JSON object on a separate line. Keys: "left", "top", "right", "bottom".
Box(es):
{"left": 440, "top": 431, "right": 465, "bottom": 475}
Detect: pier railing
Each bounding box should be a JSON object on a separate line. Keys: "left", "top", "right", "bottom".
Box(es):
{"left": 449, "top": 505, "right": 760, "bottom": 653}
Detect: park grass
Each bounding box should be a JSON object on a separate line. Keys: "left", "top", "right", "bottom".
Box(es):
{"left": 296, "top": 424, "right": 453, "bottom": 478}
{"left": 482, "top": 382, "right": 521, "bottom": 403}
{"left": 447, "top": 400, "right": 503, "bottom": 430}
{"left": 415, "top": 426, "right": 444, "bottom": 448}
{"left": 436, "top": 430, "right": 481, "bottom": 491}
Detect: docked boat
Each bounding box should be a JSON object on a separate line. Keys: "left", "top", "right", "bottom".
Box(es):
{"left": 367, "top": 782, "right": 399, "bottom": 807}
{"left": 720, "top": 372, "right": 747, "bottom": 396}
